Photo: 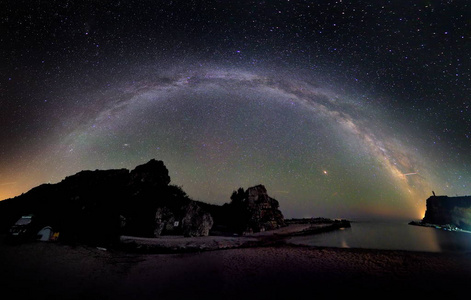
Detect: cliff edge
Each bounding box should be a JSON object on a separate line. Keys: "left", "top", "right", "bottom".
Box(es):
{"left": 422, "top": 195, "right": 471, "bottom": 231}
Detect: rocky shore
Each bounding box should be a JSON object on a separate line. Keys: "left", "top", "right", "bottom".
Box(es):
{"left": 413, "top": 194, "right": 471, "bottom": 232}
{"left": 409, "top": 220, "right": 471, "bottom": 234}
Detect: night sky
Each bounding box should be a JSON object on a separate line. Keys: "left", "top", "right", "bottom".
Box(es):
{"left": 1, "top": 1, "right": 470, "bottom": 220}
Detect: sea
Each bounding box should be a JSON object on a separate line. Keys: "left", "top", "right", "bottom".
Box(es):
{"left": 288, "top": 220, "right": 471, "bottom": 253}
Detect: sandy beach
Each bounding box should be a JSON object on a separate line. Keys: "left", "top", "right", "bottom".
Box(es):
{"left": 2, "top": 227, "right": 471, "bottom": 299}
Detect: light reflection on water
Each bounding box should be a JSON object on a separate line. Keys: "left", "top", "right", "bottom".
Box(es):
{"left": 288, "top": 221, "right": 471, "bottom": 252}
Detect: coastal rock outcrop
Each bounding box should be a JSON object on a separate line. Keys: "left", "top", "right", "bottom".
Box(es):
{"left": 129, "top": 159, "right": 171, "bottom": 189}
{"left": 0, "top": 160, "right": 215, "bottom": 244}
{"left": 153, "top": 202, "right": 214, "bottom": 237}
{"left": 0, "top": 160, "right": 289, "bottom": 244}
{"left": 245, "top": 185, "right": 286, "bottom": 233}
{"left": 422, "top": 195, "right": 471, "bottom": 230}
{"left": 217, "top": 185, "right": 286, "bottom": 235}
{"left": 154, "top": 207, "right": 177, "bottom": 237}
{"left": 181, "top": 202, "right": 214, "bottom": 237}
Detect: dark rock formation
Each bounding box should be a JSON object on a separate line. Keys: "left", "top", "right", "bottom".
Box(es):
{"left": 422, "top": 195, "right": 471, "bottom": 230}
{"left": 154, "top": 207, "right": 177, "bottom": 237}
{"left": 129, "top": 159, "right": 170, "bottom": 188}
{"left": 122, "top": 160, "right": 174, "bottom": 237}
{"left": 0, "top": 159, "right": 214, "bottom": 245}
{"left": 244, "top": 185, "right": 286, "bottom": 233}
{"left": 212, "top": 185, "right": 286, "bottom": 235}
{"left": 0, "top": 168, "right": 130, "bottom": 245}
{"left": 0, "top": 160, "right": 289, "bottom": 244}
{"left": 153, "top": 201, "right": 214, "bottom": 237}
{"left": 181, "top": 202, "right": 214, "bottom": 237}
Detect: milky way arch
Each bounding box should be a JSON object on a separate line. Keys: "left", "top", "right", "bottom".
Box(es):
{"left": 36, "top": 66, "right": 435, "bottom": 219}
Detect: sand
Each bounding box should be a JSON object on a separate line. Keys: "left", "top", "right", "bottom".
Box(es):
{"left": 2, "top": 228, "right": 471, "bottom": 299}
{"left": 119, "top": 224, "right": 316, "bottom": 251}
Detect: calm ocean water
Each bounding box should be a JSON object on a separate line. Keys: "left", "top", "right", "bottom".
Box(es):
{"left": 288, "top": 221, "right": 471, "bottom": 252}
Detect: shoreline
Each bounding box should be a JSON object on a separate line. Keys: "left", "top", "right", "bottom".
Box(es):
{"left": 409, "top": 220, "right": 471, "bottom": 234}
{"left": 119, "top": 222, "right": 350, "bottom": 253}
{"left": 3, "top": 221, "right": 471, "bottom": 298}
{"left": 2, "top": 238, "right": 471, "bottom": 298}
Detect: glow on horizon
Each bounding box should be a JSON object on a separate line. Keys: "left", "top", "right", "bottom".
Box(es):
{"left": 0, "top": 67, "right": 454, "bottom": 221}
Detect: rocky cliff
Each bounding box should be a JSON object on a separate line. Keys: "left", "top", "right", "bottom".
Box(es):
{"left": 244, "top": 185, "right": 286, "bottom": 233}
{"left": 214, "top": 184, "right": 286, "bottom": 235}
{"left": 0, "top": 160, "right": 213, "bottom": 245}
{"left": 422, "top": 195, "right": 471, "bottom": 230}
{"left": 0, "top": 160, "right": 288, "bottom": 244}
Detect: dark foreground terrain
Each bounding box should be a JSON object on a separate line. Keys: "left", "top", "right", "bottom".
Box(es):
{"left": 2, "top": 234, "right": 471, "bottom": 299}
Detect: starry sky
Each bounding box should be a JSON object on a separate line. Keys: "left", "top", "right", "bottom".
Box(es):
{"left": 1, "top": 0, "right": 470, "bottom": 220}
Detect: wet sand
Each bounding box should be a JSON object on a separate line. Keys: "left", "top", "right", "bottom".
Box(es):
{"left": 2, "top": 230, "right": 471, "bottom": 299}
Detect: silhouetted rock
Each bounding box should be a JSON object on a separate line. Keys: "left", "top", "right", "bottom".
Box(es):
{"left": 0, "top": 160, "right": 291, "bottom": 244}
{"left": 244, "top": 185, "right": 286, "bottom": 234}
{"left": 0, "top": 160, "right": 215, "bottom": 245}
{"left": 212, "top": 185, "right": 286, "bottom": 235}
{"left": 422, "top": 195, "right": 471, "bottom": 230}
{"left": 123, "top": 160, "right": 172, "bottom": 237}
{"left": 154, "top": 207, "right": 176, "bottom": 237}
{"left": 129, "top": 159, "right": 170, "bottom": 189}
{"left": 181, "top": 202, "right": 214, "bottom": 237}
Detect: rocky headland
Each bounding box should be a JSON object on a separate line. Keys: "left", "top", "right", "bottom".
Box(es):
{"left": 0, "top": 159, "right": 298, "bottom": 248}
{"left": 410, "top": 194, "right": 471, "bottom": 232}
